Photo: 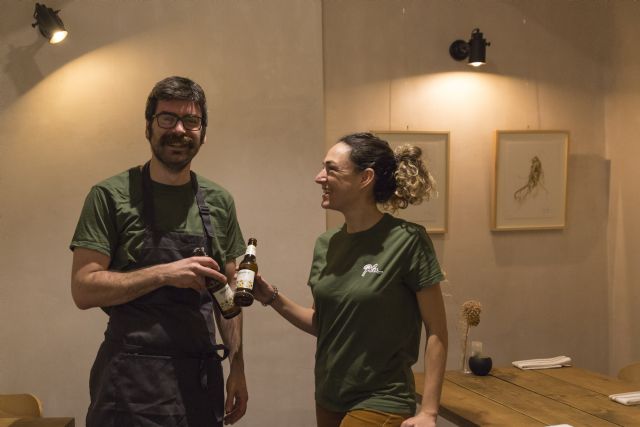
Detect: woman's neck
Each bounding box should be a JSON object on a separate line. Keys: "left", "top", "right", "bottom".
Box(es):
{"left": 343, "top": 205, "right": 385, "bottom": 234}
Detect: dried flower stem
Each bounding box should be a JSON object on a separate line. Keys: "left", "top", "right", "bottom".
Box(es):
{"left": 460, "top": 300, "right": 482, "bottom": 372}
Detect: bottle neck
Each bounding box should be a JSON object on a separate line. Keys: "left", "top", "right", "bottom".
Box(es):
{"left": 245, "top": 244, "right": 256, "bottom": 256}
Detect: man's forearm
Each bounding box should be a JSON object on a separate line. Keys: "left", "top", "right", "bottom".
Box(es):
{"left": 216, "top": 303, "right": 248, "bottom": 423}
{"left": 72, "top": 248, "right": 223, "bottom": 310}
{"left": 72, "top": 249, "right": 167, "bottom": 309}
{"left": 216, "top": 259, "right": 244, "bottom": 364}
{"left": 215, "top": 309, "right": 243, "bottom": 363}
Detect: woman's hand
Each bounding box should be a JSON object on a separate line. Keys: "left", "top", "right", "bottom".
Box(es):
{"left": 252, "top": 273, "right": 276, "bottom": 305}
{"left": 400, "top": 411, "right": 437, "bottom": 427}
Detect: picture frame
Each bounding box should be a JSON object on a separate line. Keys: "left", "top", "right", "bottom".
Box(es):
{"left": 492, "top": 130, "right": 569, "bottom": 231}
{"left": 373, "top": 131, "right": 449, "bottom": 233}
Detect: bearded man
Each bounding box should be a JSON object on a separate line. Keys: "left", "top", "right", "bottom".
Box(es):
{"left": 70, "top": 76, "right": 248, "bottom": 427}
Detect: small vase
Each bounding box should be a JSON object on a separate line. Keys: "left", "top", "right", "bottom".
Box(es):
{"left": 460, "top": 331, "right": 471, "bottom": 373}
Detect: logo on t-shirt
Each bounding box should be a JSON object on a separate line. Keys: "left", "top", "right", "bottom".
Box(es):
{"left": 361, "top": 263, "right": 384, "bottom": 277}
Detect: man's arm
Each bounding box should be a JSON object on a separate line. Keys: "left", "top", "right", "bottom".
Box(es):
{"left": 215, "top": 259, "right": 247, "bottom": 425}
{"left": 401, "top": 283, "right": 448, "bottom": 427}
{"left": 71, "top": 247, "right": 228, "bottom": 309}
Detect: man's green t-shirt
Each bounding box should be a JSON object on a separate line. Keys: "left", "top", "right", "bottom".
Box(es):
{"left": 70, "top": 167, "right": 245, "bottom": 270}
{"left": 308, "top": 213, "right": 444, "bottom": 414}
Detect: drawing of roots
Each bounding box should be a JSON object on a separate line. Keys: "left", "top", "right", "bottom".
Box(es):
{"left": 513, "top": 156, "right": 546, "bottom": 203}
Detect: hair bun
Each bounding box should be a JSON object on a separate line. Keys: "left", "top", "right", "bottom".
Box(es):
{"left": 394, "top": 144, "right": 422, "bottom": 162}
{"left": 384, "top": 144, "right": 436, "bottom": 211}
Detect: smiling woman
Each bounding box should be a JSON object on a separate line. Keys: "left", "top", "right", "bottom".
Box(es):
{"left": 251, "top": 132, "right": 448, "bottom": 427}
{"left": 315, "top": 142, "right": 364, "bottom": 213}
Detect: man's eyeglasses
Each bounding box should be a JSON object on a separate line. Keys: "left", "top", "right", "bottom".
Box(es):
{"left": 153, "top": 112, "right": 203, "bottom": 131}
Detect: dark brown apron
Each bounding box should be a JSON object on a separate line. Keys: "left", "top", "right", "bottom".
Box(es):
{"left": 86, "top": 162, "right": 227, "bottom": 427}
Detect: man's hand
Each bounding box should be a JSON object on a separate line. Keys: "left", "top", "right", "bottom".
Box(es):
{"left": 160, "top": 256, "right": 228, "bottom": 293}
{"left": 223, "top": 360, "right": 248, "bottom": 424}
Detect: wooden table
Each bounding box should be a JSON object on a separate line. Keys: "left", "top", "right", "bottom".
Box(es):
{"left": 415, "top": 366, "right": 640, "bottom": 426}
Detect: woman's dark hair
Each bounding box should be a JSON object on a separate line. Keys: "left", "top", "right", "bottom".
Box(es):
{"left": 145, "top": 76, "right": 208, "bottom": 141}
{"left": 339, "top": 132, "right": 435, "bottom": 210}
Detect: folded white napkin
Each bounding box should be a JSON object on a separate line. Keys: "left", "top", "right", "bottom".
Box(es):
{"left": 609, "top": 391, "right": 640, "bottom": 405}
{"left": 512, "top": 356, "right": 572, "bottom": 370}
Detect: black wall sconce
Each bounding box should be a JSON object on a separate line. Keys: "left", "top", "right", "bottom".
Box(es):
{"left": 450, "top": 28, "right": 490, "bottom": 67}
{"left": 32, "top": 3, "right": 68, "bottom": 44}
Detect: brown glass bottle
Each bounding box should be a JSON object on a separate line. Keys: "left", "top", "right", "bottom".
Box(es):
{"left": 193, "top": 247, "right": 241, "bottom": 319}
{"left": 234, "top": 238, "right": 258, "bottom": 307}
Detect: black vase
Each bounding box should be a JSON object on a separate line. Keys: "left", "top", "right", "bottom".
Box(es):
{"left": 469, "top": 356, "right": 493, "bottom": 376}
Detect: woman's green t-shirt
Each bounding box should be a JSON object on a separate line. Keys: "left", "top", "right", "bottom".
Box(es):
{"left": 308, "top": 214, "right": 444, "bottom": 414}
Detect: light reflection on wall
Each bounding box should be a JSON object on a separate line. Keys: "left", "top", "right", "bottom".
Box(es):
{"left": 412, "top": 72, "right": 501, "bottom": 116}
{"left": 0, "top": 40, "right": 156, "bottom": 230}
{"left": 389, "top": 71, "right": 546, "bottom": 134}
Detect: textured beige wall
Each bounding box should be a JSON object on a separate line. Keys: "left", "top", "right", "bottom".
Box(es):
{"left": 0, "top": 1, "right": 324, "bottom": 425}
{"left": 323, "top": 0, "right": 611, "bottom": 379}
{"left": 605, "top": 1, "right": 640, "bottom": 375}
{"left": 2, "top": 0, "right": 639, "bottom": 426}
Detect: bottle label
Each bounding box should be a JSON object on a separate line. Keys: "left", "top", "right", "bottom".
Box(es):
{"left": 213, "top": 285, "right": 236, "bottom": 312}
{"left": 245, "top": 245, "right": 256, "bottom": 256}
{"left": 236, "top": 269, "right": 255, "bottom": 291}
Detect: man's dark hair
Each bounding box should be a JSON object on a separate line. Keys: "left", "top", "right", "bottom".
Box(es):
{"left": 145, "top": 76, "right": 208, "bottom": 140}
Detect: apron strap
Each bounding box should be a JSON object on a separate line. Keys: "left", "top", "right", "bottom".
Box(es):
{"left": 191, "top": 171, "right": 215, "bottom": 241}
{"left": 141, "top": 161, "right": 156, "bottom": 231}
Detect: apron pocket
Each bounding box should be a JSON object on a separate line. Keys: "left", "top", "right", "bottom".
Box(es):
{"left": 114, "top": 353, "right": 186, "bottom": 417}
{"left": 112, "top": 352, "right": 222, "bottom": 426}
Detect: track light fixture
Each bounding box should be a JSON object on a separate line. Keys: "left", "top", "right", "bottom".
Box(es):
{"left": 449, "top": 28, "right": 490, "bottom": 67}
{"left": 32, "top": 3, "right": 68, "bottom": 44}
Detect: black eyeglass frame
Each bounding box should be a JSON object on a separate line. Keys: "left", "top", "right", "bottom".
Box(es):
{"left": 152, "top": 112, "right": 204, "bottom": 131}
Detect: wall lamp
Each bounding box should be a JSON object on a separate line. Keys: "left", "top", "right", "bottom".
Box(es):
{"left": 32, "top": 3, "right": 68, "bottom": 44}
{"left": 449, "top": 28, "right": 490, "bottom": 67}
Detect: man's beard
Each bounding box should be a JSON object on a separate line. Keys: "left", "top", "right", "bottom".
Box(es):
{"left": 151, "top": 132, "right": 201, "bottom": 172}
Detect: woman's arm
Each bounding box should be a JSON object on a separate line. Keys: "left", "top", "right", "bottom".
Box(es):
{"left": 253, "top": 274, "right": 317, "bottom": 336}
{"left": 402, "top": 283, "right": 448, "bottom": 427}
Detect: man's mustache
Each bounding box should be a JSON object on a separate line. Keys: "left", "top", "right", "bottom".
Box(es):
{"left": 160, "top": 133, "right": 195, "bottom": 147}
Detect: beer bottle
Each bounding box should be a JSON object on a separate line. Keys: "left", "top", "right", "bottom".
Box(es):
{"left": 193, "top": 247, "right": 241, "bottom": 319}
{"left": 234, "top": 238, "right": 258, "bottom": 307}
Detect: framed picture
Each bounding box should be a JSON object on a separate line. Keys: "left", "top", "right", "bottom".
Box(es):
{"left": 373, "top": 131, "right": 449, "bottom": 233}
{"left": 492, "top": 130, "right": 569, "bottom": 231}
